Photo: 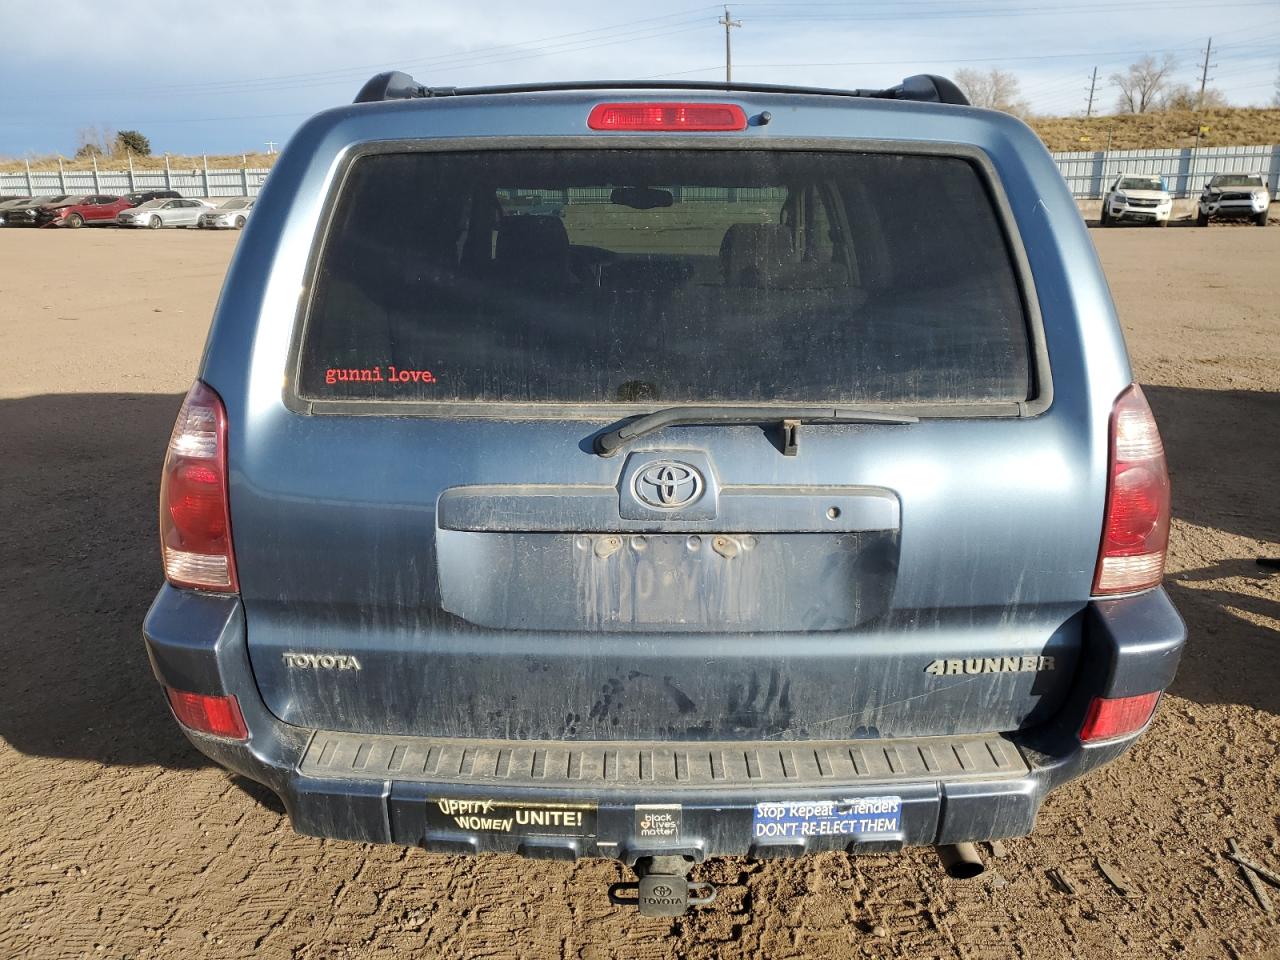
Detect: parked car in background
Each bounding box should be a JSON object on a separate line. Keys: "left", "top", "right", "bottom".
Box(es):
{"left": 1101, "top": 174, "right": 1172, "bottom": 227}
{"left": 0, "top": 195, "right": 74, "bottom": 227}
{"left": 124, "top": 189, "right": 183, "bottom": 206}
{"left": 198, "top": 196, "right": 255, "bottom": 229}
{"left": 143, "top": 71, "right": 1185, "bottom": 918}
{"left": 0, "top": 196, "right": 41, "bottom": 225}
{"left": 35, "top": 194, "right": 134, "bottom": 228}
{"left": 1197, "top": 174, "right": 1271, "bottom": 226}
{"left": 117, "top": 197, "right": 213, "bottom": 229}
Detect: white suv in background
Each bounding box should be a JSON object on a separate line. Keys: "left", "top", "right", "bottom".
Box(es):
{"left": 1197, "top": 174, "right": 1271, "bottom": 227}
{"left": 1101, "top": 174, "right": 1172, "bottom": 227}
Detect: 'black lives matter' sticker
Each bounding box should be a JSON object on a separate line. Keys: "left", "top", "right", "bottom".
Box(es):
{"left": 635, "top": 804, "right": 682, "bottom": 841}
{"left": 426, "top": 798, "right": 597, "bottom": 838}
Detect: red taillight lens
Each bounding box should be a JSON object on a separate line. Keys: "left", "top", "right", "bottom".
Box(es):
{"left": 1079, "top": 692, "right": 1160, "bottom": 742}
{"left": 160, "top": 380, "right": 237, "bottom": 590}
{"left": 166, "top": 688, "right": 248, "bottom": 740}
{"left": 587, "top": 102, "right": 747, "bottom": 131}
{"left": 1093, "top": 384, "right": 1170, "bottom": 595}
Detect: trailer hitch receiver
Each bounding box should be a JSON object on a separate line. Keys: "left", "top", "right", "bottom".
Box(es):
{"left": 608, "top": 856, "right": 717, "bottom": 916}
{"left": 609, "top": 874, "right": 717, "bottom": 916}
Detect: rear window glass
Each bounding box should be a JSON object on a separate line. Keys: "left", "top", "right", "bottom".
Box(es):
{"left": 299, "top": 149, "right": 1030, "bottom": 405}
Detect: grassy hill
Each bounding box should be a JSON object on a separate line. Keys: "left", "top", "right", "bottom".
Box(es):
{"left": 4, "top": 108, "right": 1280, "bottom": 172}
{"left": 0, "top": 152, "right": 276, "bottom": 173}
{"left": 1029, "top": 108, "right": 1280, "bottom": 152}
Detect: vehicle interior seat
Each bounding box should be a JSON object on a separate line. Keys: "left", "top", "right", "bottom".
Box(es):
{"left": 494, "top": 214, "right": 577, "bottom": 290}
{"left": 719, "top": 222, "right": 795, "bottom": 288}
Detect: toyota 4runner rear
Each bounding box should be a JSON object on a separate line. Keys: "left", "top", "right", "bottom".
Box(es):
{"left": 143, "top": 72, "right": 1185, "bottom": 916}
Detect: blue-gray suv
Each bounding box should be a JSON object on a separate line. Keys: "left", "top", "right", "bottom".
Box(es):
{"left": 143, "top": 72, "right": 1185, "bottom": 916}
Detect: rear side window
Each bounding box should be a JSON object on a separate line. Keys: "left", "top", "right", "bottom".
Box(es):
{"left": 299, "top": 149, "right": 1030, "bottom": 406}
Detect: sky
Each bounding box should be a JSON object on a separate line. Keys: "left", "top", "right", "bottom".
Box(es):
{"left": 1, "top": 0, "right": 1278, "bottom": 158}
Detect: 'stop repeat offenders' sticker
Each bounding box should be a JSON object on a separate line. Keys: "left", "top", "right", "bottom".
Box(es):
{"left": 752, "top": 797, "right": 902, "bottom": 840}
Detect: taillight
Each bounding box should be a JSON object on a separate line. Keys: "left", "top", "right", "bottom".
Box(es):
{"left": 166, "top": 688, "right": 248, "bottom": 740}
{"left": 1079, "top": 691, "right": 1160, "bottom": 742}
{"left": 587, "top": 102, "right": 747, "bottom": 131}
{"left": 1093, "top": 384, "right": 1170, "bottom": 595}
{"left": 160, "top": 380, "right": 237, "bottom": 591}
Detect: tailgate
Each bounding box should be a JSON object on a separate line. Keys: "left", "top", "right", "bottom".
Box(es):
{"left": 227, "top": 134, "right": 1095, "bottom": 743}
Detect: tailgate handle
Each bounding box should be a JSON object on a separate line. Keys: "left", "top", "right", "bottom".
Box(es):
{"left": 437, "top": 484, "right": 900, "bottom": 533}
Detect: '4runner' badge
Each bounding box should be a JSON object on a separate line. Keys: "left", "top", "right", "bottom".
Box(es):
{"left": 925, "top": 656, "right": 1055, "bottom": 676}
{"left": 282, "top": 652, "right": 362, "bottom": 671}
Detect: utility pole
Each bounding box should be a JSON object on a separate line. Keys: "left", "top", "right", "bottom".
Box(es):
{"left": 1085, "top": 66, "right": 1099, "bottom": 118}
{"left": 264, "top": 140, "right": 277, "bottom": 156}
{"left": 1197, "top": 37, "right": 1215, "bottom": 110}
{"left": 719, "top": 6, "right": 741, "bottom": 83}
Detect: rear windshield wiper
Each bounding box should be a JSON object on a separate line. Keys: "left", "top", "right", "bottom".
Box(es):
{"left": 594, "top": 406, "right": 919, "bottom": 457}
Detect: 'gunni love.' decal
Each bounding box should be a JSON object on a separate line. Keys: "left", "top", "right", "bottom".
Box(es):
{"left": 324, "top": 365, "right": 436, "bottom": 386}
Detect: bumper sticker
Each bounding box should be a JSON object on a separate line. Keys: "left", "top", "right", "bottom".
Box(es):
{"left": 635, "top": 804, "right": 682, "bottom": 841}
{"left": 426, "top": 799, "right": 597, "bottom": 838}
{"left": 752, "top": 797, "right": 902, "bottom": 840}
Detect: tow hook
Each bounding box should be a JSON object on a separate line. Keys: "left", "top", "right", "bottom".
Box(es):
{"left": 608, "top": 856, "right": 717, "bottom": 917}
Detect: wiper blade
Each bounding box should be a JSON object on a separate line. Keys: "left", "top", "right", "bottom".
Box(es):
{"left": 593, "top": 405, "right": 918, "bottom": 457}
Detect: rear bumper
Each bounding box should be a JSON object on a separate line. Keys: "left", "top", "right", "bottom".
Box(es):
{"left": 142, "top": 585, "right": 1184, "bottom": 861}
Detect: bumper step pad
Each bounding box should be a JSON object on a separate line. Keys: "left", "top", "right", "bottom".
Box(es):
{"left": 299, "top": 731, "right": 1027, "bottom": 788}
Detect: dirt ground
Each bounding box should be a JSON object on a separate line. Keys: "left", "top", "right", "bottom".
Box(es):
{"left": 1, "top": 224, "right": 1278, "bottom": 959}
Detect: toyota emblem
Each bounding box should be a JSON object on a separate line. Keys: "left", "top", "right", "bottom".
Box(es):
{"left": 634, "top": 461, "right": 704, "bottom": 509}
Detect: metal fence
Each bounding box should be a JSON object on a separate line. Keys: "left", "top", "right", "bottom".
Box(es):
{"left": 0, "top": 163, "right": 271, "bottom": 199}
{"left": 2, "top": 144, "right": 1277, "bottom": 201}
{"left": 1052, "top": 144, "right": 1279, "bottom": 199}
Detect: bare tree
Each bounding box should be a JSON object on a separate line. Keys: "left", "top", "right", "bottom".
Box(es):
{"left": 1110, "top": 54, "right": 1177, "bottom": 113}
{"left": 74, "top": 124, "right": 116, "bottom": 159}
{"left": 954, "top": 67, "right": 1031, "bottom": 117}
{"left": 1159, "top": 83, "right": 1228, "bottom": 111}
{"left": 1274, "top": 64, "right": 1279, "bottom": 106}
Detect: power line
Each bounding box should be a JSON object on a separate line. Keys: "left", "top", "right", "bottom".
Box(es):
{"left": 734, "top": 0, "right": 1267, "bottom": 7}
{"left": 739, "top": 0, "right": 1277, "bottom": 17}
{"left": 0, "top": 6, "right": 723, "bottom": 101}
{"left": 10, "top": 8, "right": 1277, "bottom": 104}
{"left": 651, "top": 28, "right": 1279, "bottom": 77}
{"left": 174, "top": 5, "right": 720, "bottom": 91}
{"left": 5, "top": 18, "right": 718, "bottom": 106}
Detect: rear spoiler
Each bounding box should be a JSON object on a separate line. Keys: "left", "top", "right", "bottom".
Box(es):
{"left": 353, "top": 73, "right": 970, "bottom": 107}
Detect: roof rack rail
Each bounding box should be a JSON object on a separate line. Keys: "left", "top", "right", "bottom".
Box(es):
{"left": 353, "top": 73, "right": 970, "bottom": 107}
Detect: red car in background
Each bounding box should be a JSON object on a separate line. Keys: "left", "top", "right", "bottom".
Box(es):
{"left": 35, "top": 194, "right": 134, "bottom": 228}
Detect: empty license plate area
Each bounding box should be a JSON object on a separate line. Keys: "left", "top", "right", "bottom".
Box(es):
{"left": 436, "top": 529, "right": 898, "bottom": 631}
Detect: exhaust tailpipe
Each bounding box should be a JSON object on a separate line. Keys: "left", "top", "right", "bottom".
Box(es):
{"left": 937, "top": 843, "right": 985, "bottom": 879}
